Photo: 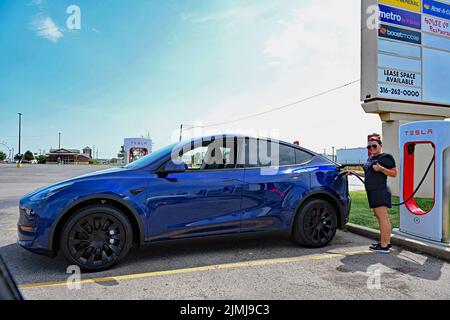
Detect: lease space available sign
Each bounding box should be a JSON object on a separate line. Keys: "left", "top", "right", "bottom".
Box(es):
{"left": 378, "top": 68, "right": 422, "bottom": 87}
{"left": 379, "top": 4, "right": 422, "bottom": 29}
{"left": 422, "top": 15, "right": 450, "bottom": 38}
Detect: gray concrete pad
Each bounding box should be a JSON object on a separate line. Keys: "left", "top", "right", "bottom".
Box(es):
{"left": 0, "top": 164, "right": 449, "bottom": 300}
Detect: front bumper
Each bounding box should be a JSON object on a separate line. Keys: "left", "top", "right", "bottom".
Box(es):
{"left": 17, "top": 206, "right": 56, "bottom": 257}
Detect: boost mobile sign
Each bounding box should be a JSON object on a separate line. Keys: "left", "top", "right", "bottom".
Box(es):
{"left": 378, "top": 24, "right": 422, "bottom": 43}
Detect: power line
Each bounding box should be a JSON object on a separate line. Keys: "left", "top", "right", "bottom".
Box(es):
{"left": 188, "top": 79, "right": 360, "bottom": 129}
{"left": 153, "top": 78, "right": 360, "bottom": 147}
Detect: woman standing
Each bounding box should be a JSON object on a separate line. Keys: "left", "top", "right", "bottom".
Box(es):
{"left": 351, "top": 137, "right": 397, "bottom": 253}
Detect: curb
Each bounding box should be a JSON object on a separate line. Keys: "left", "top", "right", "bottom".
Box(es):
{"left": 344, "top": 223, "right": 450, "bottom": 262}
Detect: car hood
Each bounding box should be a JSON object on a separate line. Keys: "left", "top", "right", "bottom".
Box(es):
{"left": 23, "top": 167, "right": 129, "bottom": 199}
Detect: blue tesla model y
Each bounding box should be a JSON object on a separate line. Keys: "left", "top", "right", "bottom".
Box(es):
{"left": 18, "top": 135, "right": 351, "bottom": 271}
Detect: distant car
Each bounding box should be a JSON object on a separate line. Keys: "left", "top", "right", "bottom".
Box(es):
{"left": 18, "top": 135, "right": 351, "bottom": 271}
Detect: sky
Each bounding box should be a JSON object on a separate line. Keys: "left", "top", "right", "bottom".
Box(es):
{"left": 0, "top": 0, "right": 382, "bottom": 159}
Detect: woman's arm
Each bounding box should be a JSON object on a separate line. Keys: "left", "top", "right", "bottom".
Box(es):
{"left": 373, "top": 164, "right": 397, "bottom": 178}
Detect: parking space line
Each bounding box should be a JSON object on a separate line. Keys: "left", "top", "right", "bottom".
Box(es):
{"left": 19, "top": 249, "right": 371, "bottom": 290}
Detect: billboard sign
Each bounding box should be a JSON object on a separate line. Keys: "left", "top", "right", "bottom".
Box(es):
{"left": 379, "top": 4, "right": 422, "bottom": 29}
{"left": 361, "top": 0, "right": 450, "bottom": 108}
{"left": 423, "top": 0, "right": 450, "bottom": 20}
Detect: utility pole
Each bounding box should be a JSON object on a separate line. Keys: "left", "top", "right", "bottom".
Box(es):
{"left": 58, "top": 132, "right": 61, "bottom": 165}
{"left": 17, "top": 113, "right": 22, "bottom": 167}
{"left": 179, "top": 124, "right": 183, "bottom": 142}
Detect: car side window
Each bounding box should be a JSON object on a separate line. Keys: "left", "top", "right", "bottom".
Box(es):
{"left": 174, "top": 139, "right": 236, "bottom": 171}
{"left": 295, "top": 149, "right": 314, "bottom": 164}
{"left": 279, "top": 144, "right": 296, "bottom": 166}
{"left": 244, "top": 138, "right": 297, "bottom": 167}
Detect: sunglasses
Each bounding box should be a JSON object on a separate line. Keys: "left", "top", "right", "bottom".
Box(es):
{"left": 367, "top": 144, "right": 379, "bottom": 150}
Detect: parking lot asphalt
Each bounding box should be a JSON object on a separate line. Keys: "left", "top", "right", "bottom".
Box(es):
{"left": 0, "top": 164, "right": 449, "bottom": 300}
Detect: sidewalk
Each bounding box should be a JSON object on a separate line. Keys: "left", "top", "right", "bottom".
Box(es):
{"left": 345, "top": 223, "right": 450, "bottom": 262}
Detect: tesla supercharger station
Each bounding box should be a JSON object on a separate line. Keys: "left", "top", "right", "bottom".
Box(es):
{"left": 397, "top": 121, "right": 450, "bottom": 245}
{"left": 123, "top": 138, "right": 152, "bottom": 165}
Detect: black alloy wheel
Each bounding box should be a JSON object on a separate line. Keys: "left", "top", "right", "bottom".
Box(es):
{"left": 292, "top": 199, "right": 337, "bottom": 247}
{"left": 60, "top": 205, "right": 132, "bottom": 271}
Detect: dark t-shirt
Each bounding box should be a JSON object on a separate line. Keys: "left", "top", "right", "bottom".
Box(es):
{"left": 363, "top": 153, "right": 396, "bottom": 191}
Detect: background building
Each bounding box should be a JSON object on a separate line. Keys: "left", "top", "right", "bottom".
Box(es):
{"left": 46, "top": 147, "right": 92, "bottom": 164}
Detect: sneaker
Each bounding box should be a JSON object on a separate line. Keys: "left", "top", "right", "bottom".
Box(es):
{"left": 370, "top": 243, "right": 392, "bottom": 250}
{"left": 370, "top": 243, "right": 391, "bottom": 254}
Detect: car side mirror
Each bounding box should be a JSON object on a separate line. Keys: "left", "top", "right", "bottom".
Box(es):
{"left": 158, "top": 161, "right": 187, "bottom": 175}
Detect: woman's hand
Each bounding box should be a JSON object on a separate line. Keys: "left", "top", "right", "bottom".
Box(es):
{"left": 373, "top": 164, "right": 383, "bottom": 172}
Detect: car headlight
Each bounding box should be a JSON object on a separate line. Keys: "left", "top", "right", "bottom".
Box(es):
{"left": 29, "top": 183, "right": 73, "bottom": 201}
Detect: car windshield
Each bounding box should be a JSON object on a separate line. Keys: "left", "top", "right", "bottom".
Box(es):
{"left": 124, "top": 143, "right": 178, "bottom": 170}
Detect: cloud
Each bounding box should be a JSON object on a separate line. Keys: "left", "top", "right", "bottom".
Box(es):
{"left": 191, "top": 0, "right": 378, "bottom": 153}
{"left": 263, "top": 0, "right": 359, "bottom": 66}
{"left": 30, "top": 14, "right": 63, "bottom": 42}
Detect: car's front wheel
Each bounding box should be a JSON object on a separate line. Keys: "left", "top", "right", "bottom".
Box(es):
{"left": 292, "top": 198, "right": 337, "bottom": 248}
{"left": 60, "top": 205, "right": 133, "bottom": 271}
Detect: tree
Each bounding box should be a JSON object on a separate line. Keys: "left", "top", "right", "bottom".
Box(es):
{"left": 14, "top": 153, "right": 22, "bottom": 161}
{"left": 36, "top": 155, "right": 46, "bottom": 163}
{"left": 0, "top": 151, "right": 6, "bottom": 161}
{"left": 24, "top": 150, "right": 34, "bottom": 161}
{"left": 117, "top": 146, "right": 125, "bottom": 160}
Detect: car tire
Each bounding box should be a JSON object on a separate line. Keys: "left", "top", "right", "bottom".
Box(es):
{"left": 291, "top": 198, "right": 337, "bottom": 248}
{"left": 60, "top": 205, "right": 133, "bottom": 272}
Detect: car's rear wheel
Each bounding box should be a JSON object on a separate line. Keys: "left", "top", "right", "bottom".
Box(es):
{"left": 60, "top": 205, "right": 133, "bottom": 272}
{"left": 292, "top": 198, "right": 337, "bottom": 248}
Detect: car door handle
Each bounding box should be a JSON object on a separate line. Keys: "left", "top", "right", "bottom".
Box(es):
{"left": 130, "top": 189, "right": 144, "bottom": 195}
{"left": 222, "top": 178, "right": 241, "bottom": 183}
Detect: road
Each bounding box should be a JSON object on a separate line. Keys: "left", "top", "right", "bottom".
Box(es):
{"left": 0, "top": 164, "right": 449, "bottom": 300}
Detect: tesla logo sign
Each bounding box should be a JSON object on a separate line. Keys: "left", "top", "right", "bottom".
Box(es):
{"left": 405, "top": 129, "right": 433, "bottom": 136}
